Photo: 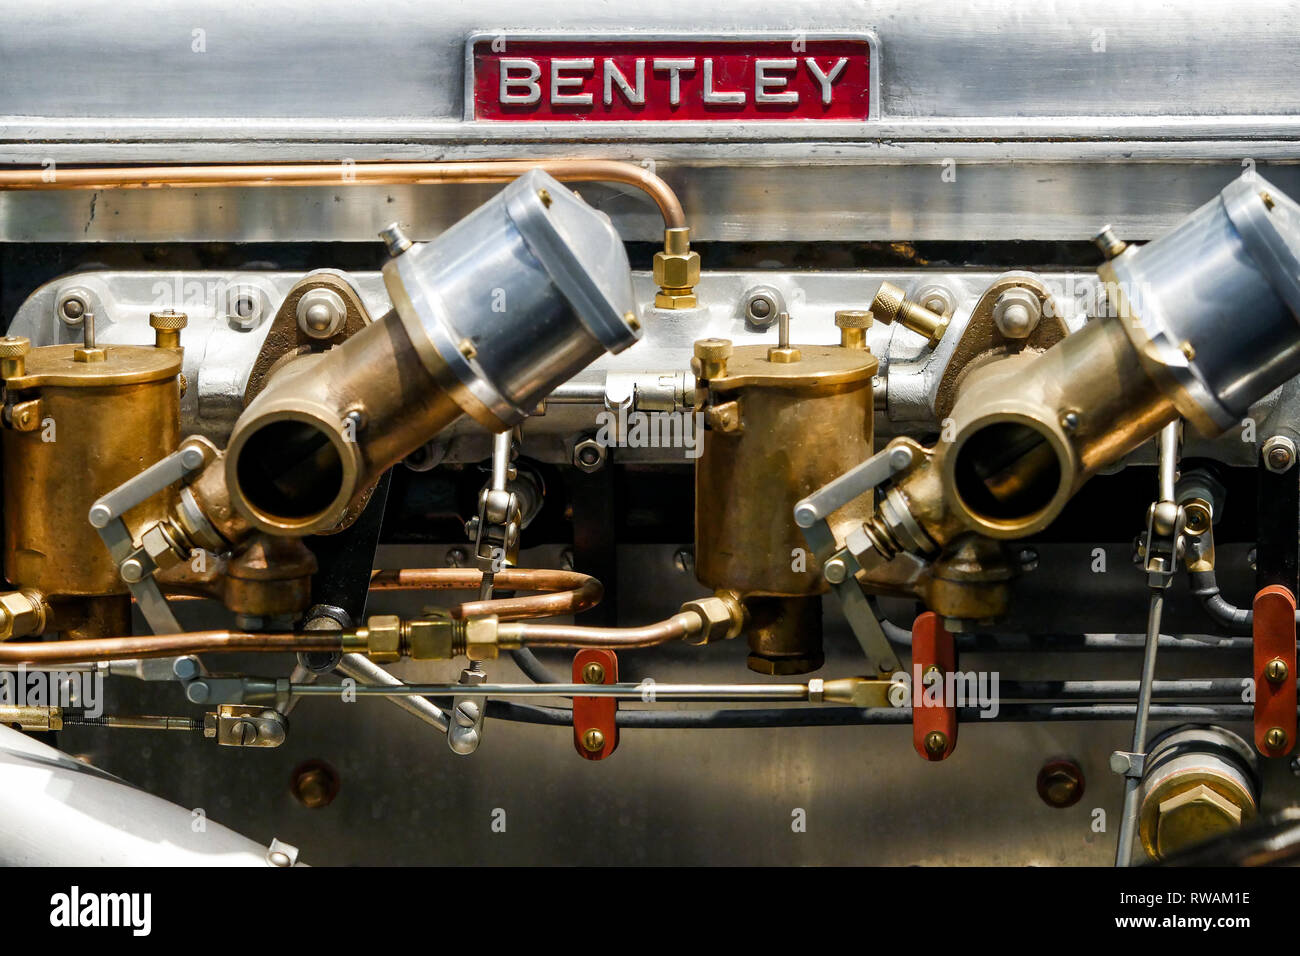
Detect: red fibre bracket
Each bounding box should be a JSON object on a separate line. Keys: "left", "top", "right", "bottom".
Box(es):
{"left": 572, "top": 649, "right": 619, "bottom": 761}
{"left": 1253, "top": 585, "right": 1297, "bottom": 757}
{"left": 912, "top": 611, "right": 957, "bottom": 761}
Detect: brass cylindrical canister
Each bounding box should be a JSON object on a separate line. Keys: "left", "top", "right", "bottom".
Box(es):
{"left": 3, "top": 343, "right": 181, "bottom": 603}
{"left": 694, "top": 341, "right": 877, "bottom": 673}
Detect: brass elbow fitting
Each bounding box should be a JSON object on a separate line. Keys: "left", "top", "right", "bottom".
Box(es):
{"left": 869, "top": 281, "right": 948, "bottom": 348}
{"left": 680, "top": 590, "right": 746, "bottom": 646}
{"left": 654, "top": 227, "right": 701, "bottom": 309}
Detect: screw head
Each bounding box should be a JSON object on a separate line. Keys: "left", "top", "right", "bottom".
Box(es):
{"left": 1037, "top": 759, "right": 1085, "bottom": 808}
{"left": 291, "top": 762, "right": 340, "bottom": 809}
{"left": 581, "top": 728, "right": 605, "bottom": 752}
{"left": 823, "top": 557, "right": 848, "bottom": 584}
{"left": 454, "top": 700, "right": 480, "bottom": 728}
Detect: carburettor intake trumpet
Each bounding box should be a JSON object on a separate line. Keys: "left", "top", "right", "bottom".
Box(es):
{"left": 132, "top": 170, "right": 641, "bottom": 580}
{"left": 817, "top": 172, "right": 1300, "bottom": 623}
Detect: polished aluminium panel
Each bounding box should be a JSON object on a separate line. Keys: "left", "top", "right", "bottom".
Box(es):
{"left": 0, "top": 0, "right": 1297, "bottom": 242}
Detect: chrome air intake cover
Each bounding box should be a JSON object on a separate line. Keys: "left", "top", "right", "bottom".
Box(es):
{"left": 382, "top": 168, "right": 640, "bottom": 429}
{"left": 1101, "top": 174, "right": 1300, "bottom": 433}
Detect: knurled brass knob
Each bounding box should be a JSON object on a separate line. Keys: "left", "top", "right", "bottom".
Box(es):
{"left": 835, "top": 309, "right": 873, "bottom": 350}
{"left": 0, "top": 336, "right": 30, "bottom": 378}
{"left": 149, "top": 311, "right": 188, "bottom": 350}
{"left": 835, "top": 309, "right": 873, "bottom": 329}
{"left": 693, "top": 337, "right": 732, "bottom": 380}
{"left": 149, "top": 310, "right": 188, "bottom": 330}
{"left": 0, "top": 336, "right": 30, "bottom": 358}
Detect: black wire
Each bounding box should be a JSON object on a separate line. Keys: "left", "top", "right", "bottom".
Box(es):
{"left": 484, "top": 701, "right": 1257, "bottom": 729}
{"left": 510, "top": 648, "right": 563, "bottom": 684}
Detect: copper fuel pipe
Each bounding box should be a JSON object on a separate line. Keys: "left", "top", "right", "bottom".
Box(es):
{"left": 499, "top": 611, "right": 704, "bottom": 649}
{"left": 369, "top": 567, "right": 603, "bottom": 621}
{"left": 0, "top": 159, "right": 686, "bottom": 229}
{"left": 0, "top": 631, "right": 343, "bottom": 666}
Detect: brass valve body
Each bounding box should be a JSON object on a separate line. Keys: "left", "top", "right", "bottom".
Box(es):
{"left": 694, "top": 340, "right": 877, "bottom": 673}
{"left": 2, "top": 341, "right": 181, "bottom": 634}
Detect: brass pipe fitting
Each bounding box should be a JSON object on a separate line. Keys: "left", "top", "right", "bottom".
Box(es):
{"left": 870, "top": 281, "right": 949, "bottom": 347}
{"left": 0, "top": 589, "right": 48, "bottom": 641}
{"left": 654, "top": 226, "right": 701, "bottom": 309}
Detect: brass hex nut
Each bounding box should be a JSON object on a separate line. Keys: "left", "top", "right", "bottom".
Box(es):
{"left": 653, "top": 249, "right": 701, "bottom": 292}
{"left": 405, "top": 614, "right": 455, "bottom": 661}
{"left": 1156, "top": 783, "right": 1245, "bottom": 857}
{"left": 680, "top": 592, "right": 744, "bottom": 645}
{"left": 655, "top": 289, "right": 699, "bottom": 309}
{"left": 463, "top": 615, "right": 501, "bottom": 660}
{"left": 364, "top": 614, "right": 402, "bottom": 663}
{"left": 0, "top": 590, "right": 44, "bottom": 640}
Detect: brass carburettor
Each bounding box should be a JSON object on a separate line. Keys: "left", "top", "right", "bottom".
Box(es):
{"left": 0, "top": 314, "right": 183, "bottom": 638}
{"left": 694, "top": 311, "right": 877, "bottom": 674}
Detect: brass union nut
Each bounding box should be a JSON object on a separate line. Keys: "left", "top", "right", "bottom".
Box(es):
{"left": 364, "top": 614, "right": 402, "bottom": 663}
{"left": 680, "top": 591, "right": 744, "bottom": 645}
{"left": 404, "top": 614, "right": 455, "bottom": 661}
{"left": 0, "top": 590, "right": 45, "bottom": 641}
{"left": 1156, "top": 783, "right": 1245, "bottom": 857}
{"left": 653, "top": 227, "right": 700, "bottom": 310}
{"left": 463, "top": 615, "right": 501, "bottom": 660}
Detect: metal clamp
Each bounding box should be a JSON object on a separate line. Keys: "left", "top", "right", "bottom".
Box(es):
{"left": 88, "top": 440, "right": 209, "bottom": 634}
{"left": 573, "top": 649, "right": 619, "bottom": 760}
{"left": 912, "top": 612, "right": 957, "bottom": 761}
{"left": 203, "top": 704, "right": 288, "bottom": 748}
{"left": 447, "top": 663, "right": 487, "bottom": 755}
{"left": 1109, "top": 750, "right": 1146, "bottom": 779}
{"left": 1253, "top": 585, "right": 1297, "bottom": 756}
{"left": 793, "top": 445, "right": 915, "bottom": 674}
